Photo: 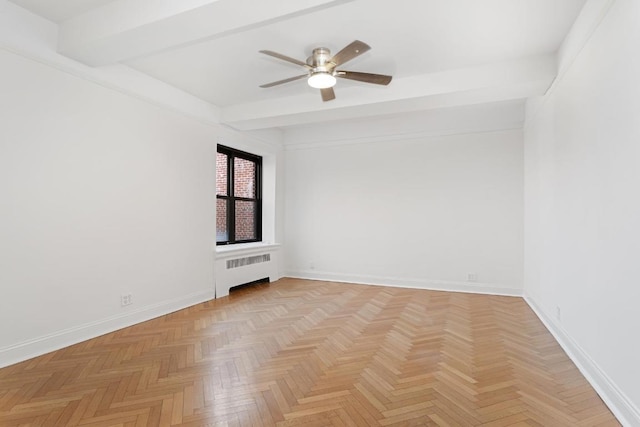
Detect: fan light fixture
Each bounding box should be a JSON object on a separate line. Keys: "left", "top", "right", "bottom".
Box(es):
{"left": 308, "top": 72, "right": 336, "bottom": 89}
{"left": 259, "top": 41, "right": 392, "bottom": 101}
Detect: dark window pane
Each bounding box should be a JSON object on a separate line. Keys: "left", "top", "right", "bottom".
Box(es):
{"left": 235, "top": 200, "right": 256, "bottom": 241}
{"left": 216, "top": 198, "right": 228, "bottom": 242}
{"left": 217, "top": 145, "right": 262, "bottom": 245}
{"left": 234, "top": 157, "right": 255, "bottom": 198}
{"left": 216, "top": 152, "right": 228, "bottom": 196}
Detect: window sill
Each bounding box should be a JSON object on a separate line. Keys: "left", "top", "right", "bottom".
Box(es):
{"left": 215, "top": 242, "right": 281, "bottom": 259}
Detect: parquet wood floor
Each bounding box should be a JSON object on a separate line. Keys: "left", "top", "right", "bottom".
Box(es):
{"left": 0, "top": 278, "right": 620, "bottom": 426}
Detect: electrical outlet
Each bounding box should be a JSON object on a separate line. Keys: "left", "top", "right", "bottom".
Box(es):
{"left": 121, "top": 294, "right": 132, "bottom": 306}
{"left": 467, "top": 273, "right": 478, "bottom": 282}
{"left": 556, "top": 306, "right": 561, "bottom": 322}
{"left": 310, "top": 261, "right": 315, "bottom": 270}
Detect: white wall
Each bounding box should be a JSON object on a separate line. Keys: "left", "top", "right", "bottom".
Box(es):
{"left": 524, "top": 0, "right": 640, "bottom": 424}
{"left": 0, "top": 1, "right": 286, "bottom": 367}
{"left": 0, "top": 0, "right": 285, "bottom": 368}
{"left": 0, "top": 47, "right": 218, "bottom": 366}
{"left": 284, "top": 104, "right": 524, "bottom": 294}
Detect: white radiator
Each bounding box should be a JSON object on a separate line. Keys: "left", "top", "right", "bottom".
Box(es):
{"left": 226, "top": 253, "right": 271, "bottom": 269}
{"left": 215, "top": 246, "right": 280, "bottom": 297}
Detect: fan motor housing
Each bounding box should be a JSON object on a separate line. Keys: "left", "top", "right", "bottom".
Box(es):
{"left": 307, "top": 47, "right": 335, "bottom": 73}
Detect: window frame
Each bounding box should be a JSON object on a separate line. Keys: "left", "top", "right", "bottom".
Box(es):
{"left": 216, "top": 144, "right": 262, "bottom": 246}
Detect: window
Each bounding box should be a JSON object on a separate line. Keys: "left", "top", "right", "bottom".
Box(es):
{"left": 216, "top": 145, "right": 262, "bottom": 245}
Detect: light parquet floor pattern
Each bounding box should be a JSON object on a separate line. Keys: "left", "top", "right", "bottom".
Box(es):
{"left": 0, "top": 278, "right": 619, "bottom": 426}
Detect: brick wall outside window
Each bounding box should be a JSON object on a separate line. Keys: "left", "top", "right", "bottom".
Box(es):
{"left": 234, "top": 158, "right": 254, "bottom": 198}
{"left": 235, "top": 200, "right": 255, "bottom": 240}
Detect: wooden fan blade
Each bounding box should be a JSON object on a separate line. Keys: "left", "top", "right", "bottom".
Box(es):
{"left": 259, "top": 50, "right": 309, "bottom": 68}
{"left": 321, "top": 87, "right": 336, "bottom": 102}
{"left": 336, "top": 71, "right": 392, "bottom": 85}
{"left": 330, "top": 40, "right": 371, "bottom": 66}
{"left": 259, "top": 74, "right": 308, "bottom": 88}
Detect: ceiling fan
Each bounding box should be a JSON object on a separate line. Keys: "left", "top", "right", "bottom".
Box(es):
{"left": 259, "top": 40, "right": 392, "bottom": 102}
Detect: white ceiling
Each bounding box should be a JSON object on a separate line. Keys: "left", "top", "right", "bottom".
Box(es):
{"left": 10, "top": 0, "right": 114, "bottom": 23}
{"left": 8, "top": 0, "right": 586, "bottom": 131}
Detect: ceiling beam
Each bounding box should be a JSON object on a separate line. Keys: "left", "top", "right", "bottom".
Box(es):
{"left": 58, "top": 0, "right": 353, "bottom": 66}
{"left": 221, "top": 55, "right": 557, "bottom": 130}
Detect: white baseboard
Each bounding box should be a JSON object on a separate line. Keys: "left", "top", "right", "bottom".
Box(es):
{"left": 285, "top": 270, "right": 522, "bottom": 297}
{"left": 524, "top": 296, "right": 639, "bottom": 427}
{"left": 0, "top": 290, "right": 215, "bottom": 369}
